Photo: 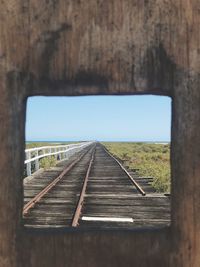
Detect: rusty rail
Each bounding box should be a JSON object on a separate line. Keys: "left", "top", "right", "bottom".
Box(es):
{"left": 23, "top": 146, "right": 93, "bottom": 215}
{"left": 71, "top": 146, "right": 96, "bottom": 227}
{"left": 103, "top": 146, "right": 146, "bottom": 196}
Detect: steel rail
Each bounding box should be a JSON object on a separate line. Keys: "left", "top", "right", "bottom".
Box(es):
{"left": 103, "top": 146, "right": 146, "bottom": 196}
{"left": 23, "top": 145, "right": 94, "bottom": 215}
{"left": 71, "top": 146, "right": 96, "bottom": 227}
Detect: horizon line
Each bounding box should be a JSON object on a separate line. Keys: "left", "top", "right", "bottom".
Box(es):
{"left": 26, "top": 140, "right": 170, "bottom": 143}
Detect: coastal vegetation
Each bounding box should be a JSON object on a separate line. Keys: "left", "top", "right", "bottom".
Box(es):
{"left": 40, "top": 156, "right": 57, "bottom": 170}
{"left": 103, "top": 142, "right": 170, "bottom": 193}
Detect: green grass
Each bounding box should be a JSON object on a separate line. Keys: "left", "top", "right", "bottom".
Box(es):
{"left": 103, "top": 142, "right": 170, "bottom": 193}
{"left": 40, "top": 156, "right": 57, "bottom": 170}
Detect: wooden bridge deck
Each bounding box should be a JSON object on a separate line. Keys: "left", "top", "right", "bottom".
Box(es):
{"left": 23, "top": 143, "right": 170, "bottom": 229}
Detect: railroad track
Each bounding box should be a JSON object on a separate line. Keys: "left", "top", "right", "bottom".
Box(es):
{"left": 23, "top": 143, "right": 170, "bottom": 229}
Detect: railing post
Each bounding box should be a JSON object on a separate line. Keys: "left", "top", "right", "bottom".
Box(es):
{"left": 55, "top": 148, "right": 57, "bottom": 160}
{"left": 65, "top": 146, "right": 68, "bottom": 159}
{"left": 26, "top": 151, "right": 32, "bottom": 176}
{"left": 59, "top": 149, "right": 63, "bottom": 161}
{"left": 35, "top": 150, "right": 39, "bottom": 172}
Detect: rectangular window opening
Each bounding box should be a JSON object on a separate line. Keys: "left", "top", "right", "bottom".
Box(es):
{"left": 23, "top": 95, "right": 171, "bottom": 230}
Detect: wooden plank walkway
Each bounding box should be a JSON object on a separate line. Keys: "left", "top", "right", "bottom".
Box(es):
{"left": 23, "top": 143, "right": 170, "bottom": 229}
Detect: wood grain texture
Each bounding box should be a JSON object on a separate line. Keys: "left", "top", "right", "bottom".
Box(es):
{"left": 1, "top": 0, "right": 199, "bottom": 97}
{"left": 0, "top": 0, "right": 199, "bottom": 266}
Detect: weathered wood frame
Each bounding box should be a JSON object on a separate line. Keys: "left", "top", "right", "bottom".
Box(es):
{"left": 0, "top": 1, "right": 200, "bottom": 266}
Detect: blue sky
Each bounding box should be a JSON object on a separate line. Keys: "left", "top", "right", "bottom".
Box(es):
{"left": 26, "top": 96, "right": 171, "bottom": 142}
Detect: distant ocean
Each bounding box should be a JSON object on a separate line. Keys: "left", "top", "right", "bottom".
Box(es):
{"left": 26, "top": 140, "right": 170, "bottom": 144}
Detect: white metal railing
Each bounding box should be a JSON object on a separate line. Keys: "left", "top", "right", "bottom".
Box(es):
{"left": 24, "top": 142, "right": 93, "bottom": 176}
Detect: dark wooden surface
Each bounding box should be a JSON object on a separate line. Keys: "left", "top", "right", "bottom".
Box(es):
{"left": 23, "top": 144, "right": 170, "bottom": 229}
{"left": 80, "top": 144, "right": 170, "bottom": 228}
{"left": 23, "top": 146, "right": 94, "bottom": 228}
{"left": 0, "top": 0, "right": 200, "bottom": 266}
